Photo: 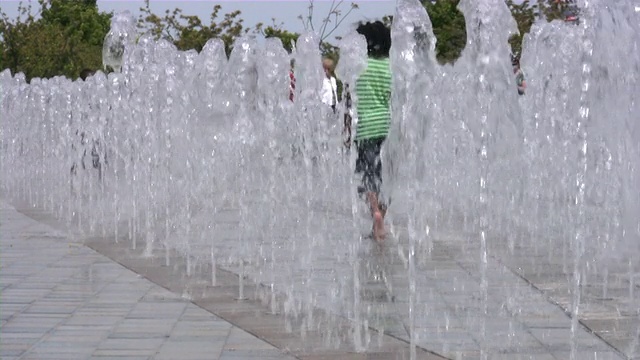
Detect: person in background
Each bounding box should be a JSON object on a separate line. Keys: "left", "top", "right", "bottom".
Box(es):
{"left": 554, "top": 0, "right": 580, "bottom": 24}
{"left": 513, "top": 56, "right": 526, "bottom": 95}
{"left": 342, "top": 83, "right": 353, "bottom": 149}
{"left": 350, "top": 21, "right": 392, "bottom": 242}
{"left": 80, "top": 68, "right": 95, "bottom": 81}
{"left": 289, "top": 59, "right": 296, "bottom": 102}
{"left": 71, "top": 69, "right": 97, "bottom": 175}
{"left": 72, "top": 68, "right": 104, "bottom": 179}
{"left": 321, "top": 57, "right": 338, "bottom": 113}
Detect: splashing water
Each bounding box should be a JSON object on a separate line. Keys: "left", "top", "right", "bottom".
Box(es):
{"left": 102, "top": 11, "right": 137, "bottom": 73}
{"left": 1, "top": 2, "right": 639, "bottom": 359}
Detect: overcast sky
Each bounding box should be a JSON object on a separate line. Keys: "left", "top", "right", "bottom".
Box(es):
{"left": 0, "top": 0, "right": 397, "bottom": 39}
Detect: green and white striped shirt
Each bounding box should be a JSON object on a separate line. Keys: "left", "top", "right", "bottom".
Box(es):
{"left": 355, "top": 57, "right": 391, "bottom": 141}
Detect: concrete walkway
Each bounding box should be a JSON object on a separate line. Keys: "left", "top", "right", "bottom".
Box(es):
{"left": 2, "top": 196, "right": 636, "bottom": 360}
{"left": 0, "top": 200, "right": 296, "bottom": 360}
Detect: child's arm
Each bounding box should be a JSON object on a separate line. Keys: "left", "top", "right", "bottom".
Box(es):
{"left": 343, "top": 113, "right": 352, "bottom": 148}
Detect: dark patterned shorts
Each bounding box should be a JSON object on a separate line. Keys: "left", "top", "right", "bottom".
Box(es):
{"left": 355, "top": 137, "right": 385, "bottom": 195}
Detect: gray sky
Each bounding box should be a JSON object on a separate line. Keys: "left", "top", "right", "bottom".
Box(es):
{"left": 0, "top": 0, "right": 397, "bottom": 39}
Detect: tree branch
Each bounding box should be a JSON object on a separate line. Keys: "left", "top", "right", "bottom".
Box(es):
{"left": 322, "top": 3, "right": 357, "bottom": 41}
{"left": 318, "top": 0, "right": 338, "bottom": 41}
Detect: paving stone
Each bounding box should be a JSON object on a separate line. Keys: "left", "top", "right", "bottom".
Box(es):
{"left": 27, "top": 341, "right": 97, "bottom": 354}
{"left": 97, "top": 337, "right": 166, "bottom": 351}
{"left": 487, "top": 354, "right": 555, "bottom": 360}
{"left": 0, "top": 201, "right": 296, "bottom": 360}
{"left": 44, "top": 333, "right": 108, "bottom": 344}
{"left": 154, "top": 340, "right": 226, "bottom": 359}
{"left": 20, "top": 353, "right": 93, "bottom": 360}
{"left": 0, "top": 343, "right": 34, "bottom": 355}
{"left": 3, "top": 197, "right": 635, "bottom": 359}
{"left": 92, "top": 349, "right": 159, "bottom": 357}
{"left": 63, "top": 315, "right": 124, "bottom": 326}
{"left": 550, "top": 350, "right": 624, "bottom": 360}
{"left": 219, "top": 349, "right": 291, "bottom": 359}
{"left": 92, "top": 357, "right": 151, "bottom": 360}
{"left": 111, "top": 318, "right": 177, "bottom": 338}
{"left": 127, "top": 301, "right": 188, "bottom": 319}
{"left": 24, "top": 302, "right": 81, "bottom": 315}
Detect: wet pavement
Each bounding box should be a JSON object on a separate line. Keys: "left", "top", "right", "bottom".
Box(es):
{"left": 1, "top": 197, "right": 638, "bottom": 360}
{"left": 0, "top": 200, "right": 297, "bottom": 360}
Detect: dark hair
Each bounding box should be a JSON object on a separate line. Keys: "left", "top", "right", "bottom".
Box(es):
{"left": 356, "top": 21, "right": 391, "bottom": 58}
{"left": 79, "top": 69, "right": 96, "bottom": 81}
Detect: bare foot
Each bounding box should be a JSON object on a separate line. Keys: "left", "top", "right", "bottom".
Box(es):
{"left": 373, "top": 211, "right": 385, "bottom": 242}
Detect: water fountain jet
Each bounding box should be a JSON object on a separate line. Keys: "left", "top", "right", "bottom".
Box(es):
{"left": 1, "top": 3, "right": 638, "bottom": 359}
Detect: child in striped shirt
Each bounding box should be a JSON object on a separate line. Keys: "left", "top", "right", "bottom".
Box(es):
{"left": 353, "top": 21, "right": 392, "bottom": 242}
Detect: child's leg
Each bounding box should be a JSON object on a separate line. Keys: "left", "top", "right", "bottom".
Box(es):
{"left": 361, "top": 139, "right": 386, "bottom": 241}
{"left": 367, "top": 191, "right": 385, "bottom": 242}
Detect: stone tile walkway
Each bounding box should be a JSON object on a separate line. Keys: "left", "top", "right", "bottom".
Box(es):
{"left": 3, "top": 195, "right": 637, "bottom": 360}
{"left": 0, "top": 200, "right": 296, "bottom": 360}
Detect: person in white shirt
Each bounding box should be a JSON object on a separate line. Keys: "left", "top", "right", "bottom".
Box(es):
{"left": 321, "top": 58, "right": 338, "bottom": 113}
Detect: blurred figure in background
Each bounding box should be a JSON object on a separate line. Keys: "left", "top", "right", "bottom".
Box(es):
{"left": 512, "top": 56, "right": 526, "bottom": 95}
{"left": 71, "top": 69, "right": 104, "bottom": 180}
{"left": 80, "top": 69, "right": 96, "bottom": 81}
{"left": 342, "top": 83, "right": 353, "bottom": 149}
{"left": 289, "top": 59, "right": 296, "bottom": 102}
{"left": 321, "top": 57, "right": 338, "bottom": 113}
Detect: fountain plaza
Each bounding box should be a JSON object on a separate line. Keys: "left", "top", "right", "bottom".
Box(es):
{"left": 1, "top": 0, "right": 638, "bottom": 359}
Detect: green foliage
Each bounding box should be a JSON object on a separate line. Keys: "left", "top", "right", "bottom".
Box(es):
{"left": 381, "top": 1, "right": 467, "bottom": 65}
{"left": 0, "top": 0, "right": 358, "bottom": 81}
{"left": 423, "top": 0, "right": 467, "bottom": 65}
{"left": 320, "top": 42, "right": 340, "bottom": 60}
{"left": 0, "top": 0, "right": 111, "bottom": 81}
{"left": 0, "top": 0, "right": 573, "bottom": 82}
{"left": 138, "top": 1, "right": 247, "bottom": 55}
{"left": 506, "top": 0, "right": 538, "bottom": 56}
{"left": 506, "top": 0, "right": 574, "bottom": 56}
{"left": 536, "top": 0, "right": 576, "bottom": 22}
{"left": 391, "top": 0, "right": 578, "bottom": 64}
{"left": 255, "top": 19, "right": 299, "bottom": 53}
{"left": 0, "top": 2, "right": 35, "bottom": 77}
{"left": 379, "top": 0, "right": 576, "bottom": 65}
